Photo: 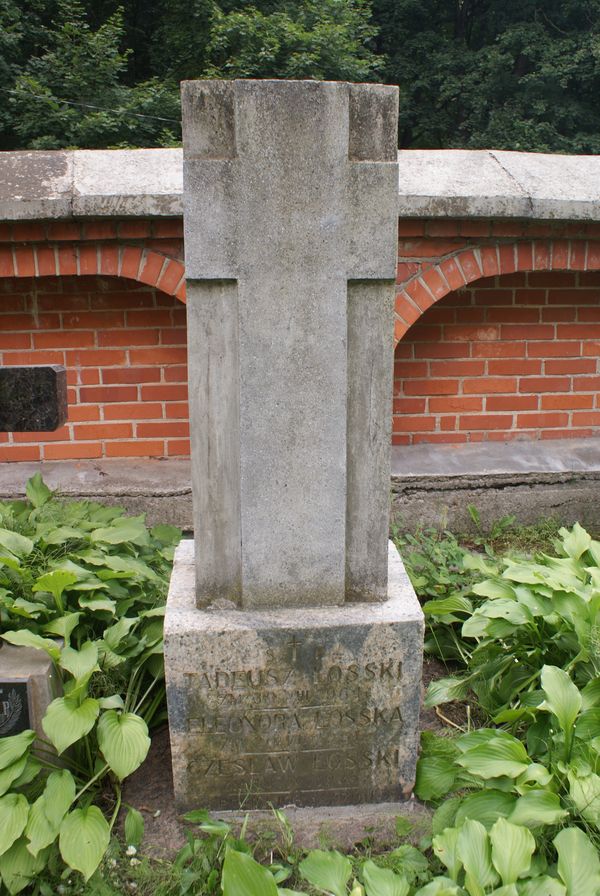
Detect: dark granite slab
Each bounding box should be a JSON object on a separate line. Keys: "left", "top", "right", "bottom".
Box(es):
{"left": 0, "top": 365, "right": 68, "bottom": 432}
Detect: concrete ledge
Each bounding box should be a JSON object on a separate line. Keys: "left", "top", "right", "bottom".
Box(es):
{"left": 391, "top": 438, "right": 600, "bottom": 530}
{"left": 0, "top": 459, "right": 193, "bottom": 529}
{"left": 2, "top": 438, "right": 600, "bottom": 532}
{"left": 3, "top": 146, "right": 600, "bottom": 221}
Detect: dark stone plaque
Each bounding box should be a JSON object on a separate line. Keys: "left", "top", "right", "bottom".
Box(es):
{"left": 0, "top": 365, "right": 68, "bottom": 432}
{"left": 0, "top": 682, "right": 30, "bottom": 736}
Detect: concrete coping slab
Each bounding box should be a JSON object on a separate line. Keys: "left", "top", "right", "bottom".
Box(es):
{"left": 3, "top": 146, "right": 600, "bottom": 221}
{"left": 391, "top": 437, "right": 600, "bottom": 481}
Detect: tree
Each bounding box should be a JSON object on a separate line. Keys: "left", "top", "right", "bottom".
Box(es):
{"left": 10, "top": 0, "right": 180, "bottom": 149}
{"left": 204, "top": 0, "right": 382, "bottom": 81}
{"left": 373, "top": 0, "right": 600, "bottom": 151}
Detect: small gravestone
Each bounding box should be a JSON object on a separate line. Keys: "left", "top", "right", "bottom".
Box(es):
{"left": 165, "top": 80, "right": 424, "bottom": 811}
{"left": 0, "top": 365, "right": 67, "bottom": 432}
{"left": 0, "top": 363, "right": 67, "bottom": 737}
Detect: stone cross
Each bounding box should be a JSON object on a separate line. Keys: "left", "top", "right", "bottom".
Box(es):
{"left": 183, "top": 79, "right": 399, "bottom": 610}
{"left": 165, "top": 80, "right": 424, "bottom": 811}
{"left": 0, "top": 365, "right": 67, "bottom": 432}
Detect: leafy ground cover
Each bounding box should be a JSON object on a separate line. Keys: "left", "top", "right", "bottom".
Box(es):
{"left": 1, "top": 482, "right": 599, "bottom": 895}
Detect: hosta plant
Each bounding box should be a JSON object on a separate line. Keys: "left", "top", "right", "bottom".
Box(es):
{"left": 425, "top": 523, "right": 600, "bottom": 720}
{"left": 0, "top": 474, "right": 180, "bottom": 891}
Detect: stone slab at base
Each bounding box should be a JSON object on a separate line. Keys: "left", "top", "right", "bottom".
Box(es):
{"left": 165, "top": 539, "right": 424, "bottom": 811}
{"left": 0, "top": 644, "right": 58, "bottom": 739}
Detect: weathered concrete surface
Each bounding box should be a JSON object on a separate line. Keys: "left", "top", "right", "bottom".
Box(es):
{"left": 164, "top": 538, "right": 423, "bottom": 810}
{"left": 0, "top": 460, "right": 193, "bottom": 530}
{"left": 397, "top": 149, "right": 600, "bottom": 220}
{"left": 5, "top": 146, "right": 600, "bottom": 221}
{"left": 183, "top": 80, "right": 398, "bottom": 609}
{"left": 5, "top": 438, "right": 600, "bottom": 532}
{"left": 0, "top": 644, "right": 59, "bottom": 740}
{"left": 391, "top": 438, "right": 600, "bottom": 531}
{"left": 0, "top": 151, "right": 72, "bottom": 220}
{"left": 72, "top": 149, "right": 182, "bottom": 217}
{"left": 4, "top": 437, "right": 600, "bottom": 531}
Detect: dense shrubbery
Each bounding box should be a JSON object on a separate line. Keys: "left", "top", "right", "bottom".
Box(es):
{"left": 4, "top": 0, "right": 600, "bottom": 153}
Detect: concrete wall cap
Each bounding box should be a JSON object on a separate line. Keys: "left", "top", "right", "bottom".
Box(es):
{"left": 3, "top": 146, "right": 600, "bottom": 221}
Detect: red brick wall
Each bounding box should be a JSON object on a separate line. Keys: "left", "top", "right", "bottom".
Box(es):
{"left": 0, "top": 276, "right": 189, "bottom": 461}
{"left": 393, "top": 270, "right": 600, "bottom": 445}
{"left": 4, "top": 216, "right": 600, "bottom": 459}
{"left": 392, "top": 220, "right": 600, "bottom": 445}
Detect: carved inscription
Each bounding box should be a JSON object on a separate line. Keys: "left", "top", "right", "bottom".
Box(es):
{"left": 183, "top": 634, "right": 406, "bottom": 807}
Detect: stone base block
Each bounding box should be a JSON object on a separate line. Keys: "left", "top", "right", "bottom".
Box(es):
{"left": 0, "top": 644, "right": 58, "bottom": 739}
{"left": 164, "top": 540, "right": 424, "bottom": 810}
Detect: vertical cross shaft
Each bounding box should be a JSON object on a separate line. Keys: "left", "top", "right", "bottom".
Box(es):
{"left": 183, "top": 80, "right": 399, "bottom": 610}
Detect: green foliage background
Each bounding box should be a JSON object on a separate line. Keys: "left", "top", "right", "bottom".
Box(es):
{"left": 2, "top": 0, "right": 600, "bottom": 152}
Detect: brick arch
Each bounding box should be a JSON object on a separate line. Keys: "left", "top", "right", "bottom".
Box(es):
{"left": 0, "top": 243, "right": 186, "bottom": 302}
{"left": 394, "top": 239, "right": 600, "bottom": 344}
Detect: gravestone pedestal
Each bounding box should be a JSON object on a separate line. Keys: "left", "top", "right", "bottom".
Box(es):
{"left": 165, "top": 79, "right": 424, "bottom": 811}
{"left": 166, "top": 540, "right": 422, "bottom": 810}
{"left": 0, "top": 644, "right": 58, "bottom": 740}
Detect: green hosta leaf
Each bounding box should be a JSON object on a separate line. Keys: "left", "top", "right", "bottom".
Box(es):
{"left": 0, "top": 529, "right": 33, "bottom": 558}
{"left": 581, "top": 678, "right": 600, "bottom": 711}
{"left": 91, "top": 517, "right": 149, "bottom": 546}
{"left": 42, "top": 696, "right": 100, "bottom": 754}
{"left": 0, "top": 731, "right": 35, "bottom": 771}
{"left": 432, "top": 798, "right": 461, "bottom": 836}
{"left": 433, "top": 827, "right": 460, "bottom": 881}
{"left": 425, "top": 677, "right": 470, "bottom": 708}
{"left": 508, "top": 790, "right": 568, "bottom": 828}
{"left": 561, "top": 523, "right": 592, "bottom": 561}
{"left": 43, "top": 612, "right": 82, "bottom": 642}
{"left": 42, "top": 769, "right": 76, "bottom": 829}
{"left": 489, "top": 819, "right": 534, "bottom": 885}
{"left": 24, "top": 796, "right": 58, "bottom": 857}
{"left": 0, "top": 758, "right": 28, "bottom": 797}
{"left": 519, "top": 878, "right": 566, "bottom": 896}
{"left": 97, "top": 711, "right": 150, "bottom": 780}
{"left": 299, "top": 849, "right": 352, "bottom": 896}
{"left": 362, "top": 860, "right": 409, "bottom": 896}
{"left": 25, "top": 473, "right": 52, "bottom": 508}
{"left": 554, "top": 827, "right": 600, "bottom": 896}
{"left": 574, "top": 708, "right": 600, "bottom": 740}
{"left": 0, "top": 794, "right": 29, "bottom": 857}
{"left": 98, "top": 695, "right": 125, "bottom": 710}
{"left": 423, "top": 596, "right": 473, "bottom": 618}
{"left": 472, "top": 580, "right": 516, "bottom": 600}
{"left": 59, "top": 641, "right": 99, "bottom": 681}
{"left": 388, "top": 845, "right": 428, "bottom": 880}
{"left": 414, "top": 877, "right": 465, "bottom": 895}
{"left": 0, "top": 836, "right": 47, "bottom": 894}
{"left": 457, "top": 820, "right": 498, "bottom": 896}
{"left": 221, "top": 847, "right": 278, "bottom": 896}
{"left": 479, "top": 600, "right": 532, "bottom": 625}
{"left": 10, "top": 758, "right": 41, "bottom": 790}
{"left": 124, "top": 807, "right": 145, "bottom": 849}
{"left": 103, "top": 616, "right": 138, "bottom": 651}
{"left": 59, "top": 806, "right": 110, "bottom": 882}
{"left": 79, "top": 595, "right": 117, "bottom": 613}
{"left": 516, "top": 763, "right": 553, "bottom": 791}
{"left": 454, "top": 790, "right": 516, "bottom": 830}
{"left": 456, "top": 736, "right": 530, "bottom": 780}
{"left": 567, "top": 767, "right": 600, "bottom": 826}
{"left": 39, "top": 526, "right": 84, "bottom": 545}
{"left": 415, "top": 755, "right": 457, "bottom": 801}
{"left": 33, "top": 570, "right": 78, "bottom": 604}
{"left": 539, "top": 666, "right": 582, "bottom": 736}
{"left": 1, "top": 631, "right": 60, "bottom": 662}
{"left": 488, "top": 887, "right": 518, "bottom": 896}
